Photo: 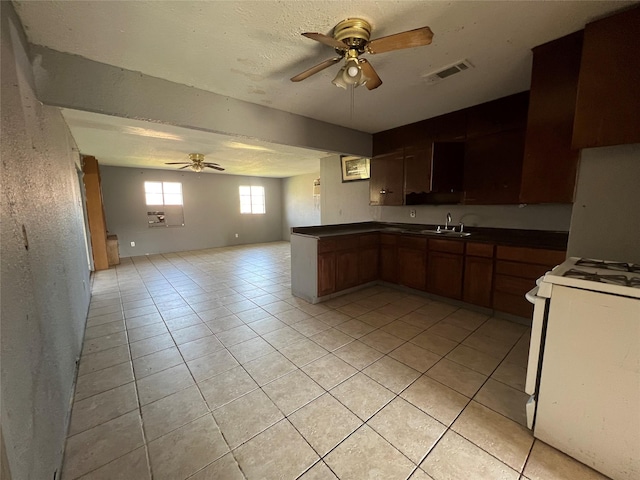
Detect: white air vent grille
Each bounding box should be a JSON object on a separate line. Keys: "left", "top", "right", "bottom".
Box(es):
{"left": 423, "top": 60, "right": 474, "bottom": 83}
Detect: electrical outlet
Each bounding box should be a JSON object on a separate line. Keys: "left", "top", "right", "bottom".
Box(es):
{"left": 130, "top": 241, "right": 136, "bottom": 247}
{"left": 235, "top": 233, "right": 239, "bottom": 238}
{"left": 409, "top": 209, "right": 416, "bottom": 218}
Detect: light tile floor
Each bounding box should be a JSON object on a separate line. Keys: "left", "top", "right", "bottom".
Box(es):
{"left": 61, "top": 241, "right": 610, "bottom": 480}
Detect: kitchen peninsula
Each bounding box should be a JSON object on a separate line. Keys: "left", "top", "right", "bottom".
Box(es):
{"left": 291, "top": 222, "right": 567, "bottom": 321}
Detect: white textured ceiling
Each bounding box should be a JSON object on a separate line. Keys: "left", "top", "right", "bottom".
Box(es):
{"left": 14, "top": 0, "right": 634, "bottom": 176}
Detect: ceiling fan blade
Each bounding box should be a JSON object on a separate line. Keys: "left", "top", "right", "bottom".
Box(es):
{"left": 165, "top": 162, "right": 191, "bottom": 165}
{"left": 178, "top": 165, "right": 191, "bottom": 170}
{"left": 205, "top": 165, "right": 225, "bottom": 171}
{"left": 367, "top": 26, "right": 434, "bottom": 54}
{"left": 291, "top": 57, "right": 342, "bottom": 82}
{"left": 203, "top": 162, "right": 220, "bottom": 167}
{"left": 302, "top": 32, "right": 348, "bottom": 51}
{"left": 360, "top": 59, "right": 382, "bottom": 90}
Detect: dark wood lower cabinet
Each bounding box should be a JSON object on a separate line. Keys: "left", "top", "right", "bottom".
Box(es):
{"left": 335, "top": 250, "right": 359, "bottom": 291}
{"left": 359, "top": 247, "right": 379, "bottom": 284}
{"left": 397, "top": 247, "right": 427, "bottom": 291}
{"left": 316, "top": 232, "right": 564, "bottom": 320}
{"left": 427, "top": 251, "right": 463, "bottom": 299}
{"left": 317, "top": 252, "right": 336, "bottom": 297}
{"left": 379, "top": 234, "right": 398, "bottom": 283}
{"left": 463, "top": 256, "right": 494, "bottom": 308}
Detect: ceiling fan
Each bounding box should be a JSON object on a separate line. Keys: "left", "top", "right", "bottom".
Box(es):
{"left": 291, "top": 18, "right": 433, "bottom": 90}
{"left": 165, "top": 153, "right": 225, "bottom": 173}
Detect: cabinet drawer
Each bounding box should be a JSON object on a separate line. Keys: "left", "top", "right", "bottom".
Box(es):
{"left": 496, "top": 245, "right": 565, "bottom": 266}
{"left": 493, "top": 290, "right": 533, "bottom": 318}
{"left": 428, "top": 238, "right": 464, "bottom": 254}
{"left": 398, "top": 235, "right": 427, "bottom": 250}
{"left": 317, "top": 239, "right": 336, "bottom": 253}
{"left": 494, "top": 274, "right": 536, "bottom": 296}
{"left": 495, "top": 260, "right": 550, "bottom": 280}
{"left": 335, "top": 236, "right": 359, "bottom": 251}
{"left": 380, "top": 233, "right": 398, "bottom": 246}
{"left": 465, "top": 242, "right": 494, "bottom": 258}
{"left": 359, "top": 233, "right": 379, "bottom": 248}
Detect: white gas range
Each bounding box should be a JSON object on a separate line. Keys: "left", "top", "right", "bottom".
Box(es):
{"left": 525, "top": 257, "right": 640, "bottom": 480}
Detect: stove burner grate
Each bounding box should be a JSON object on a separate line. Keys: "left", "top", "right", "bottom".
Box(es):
{"left": 563, "top": 269, "right": 640, "bottom": 288}
{"left": 575, "top": 258, "right": 640, "bottom": 273}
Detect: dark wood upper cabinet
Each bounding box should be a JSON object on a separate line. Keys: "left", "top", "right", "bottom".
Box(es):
{"left": 404, "top": 145, "right": 432, "bottom": 197}
{"left": 464, "top": 129, "right": 526, "bottom": 204}
{"left": 520, "top": 32, "right": 583, "bottom": 204}
{"left": 369, "top": 150, "right": 404, "bottom": 206}
{"left": 466, "top": 92, "right": 529, "bottom": 139}
{"left": 572, "top": 6, "right": 640, "bottom": 148}
{"left": 431, "top": 143, "right": 465, "bottom": 194}
{"left": 404, "top": 143, "right": 465, "bottom": 205}
{"left": 428, "top": 110, "right": 467, "bottom": 142}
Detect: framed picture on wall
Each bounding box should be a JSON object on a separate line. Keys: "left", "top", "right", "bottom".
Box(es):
{"left": 341, "top": 156, "right": 371, "bottom": 182}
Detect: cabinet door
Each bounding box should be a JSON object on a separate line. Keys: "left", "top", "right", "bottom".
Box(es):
{"left": 317, "top": 252, "right": 336, "bottom": 297}
{"left": 427, "top": 252, "right": 463, "bottom": 299}
{"left": 335, "top": 250, "right": 359, "bottom": 291}
{"left": 404, "top": 145, "right": 432, "bottom": 196}
{"left": 370, "top": 151, "right": 404, "bottom": 206}
{"left": 379, "top": 235, "right": 397, "bottom": 283}
{"left": 521, "top": 32, "right": 582, "bottom": 204}
{"left": 572, "top": 6, "right": 640, "bottom": 148}
{"left": 359, "top": 247, "right": 379, "bottom": 284}
{"left": 431, "top": 143, "right": 465, "bottom": 194}
{"left": 463, "top": 129, "right": 526, "bottom": 204}
{"left": 466, "top": 92, "right": 529, "bottom": 139}
{"left": 463, "top": 256, "right": 493, "bottom": 308}
{"left": 397, "top": 247, "right": 427, "bottom": 291}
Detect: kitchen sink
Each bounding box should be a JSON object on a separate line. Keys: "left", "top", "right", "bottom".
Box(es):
{"left": 419, "top": 229, "right": 471, "bottom": 237}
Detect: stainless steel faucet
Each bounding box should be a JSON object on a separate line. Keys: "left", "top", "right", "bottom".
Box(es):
{"left": 445, "top": 212, "right": 452, "bottom": 230}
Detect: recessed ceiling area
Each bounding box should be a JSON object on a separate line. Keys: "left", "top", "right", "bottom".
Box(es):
{"left": 15, "top": 0, "right": 634, "bottom": 177}
{"left": 61, "top": 109, "right": 329, "bottom": 178}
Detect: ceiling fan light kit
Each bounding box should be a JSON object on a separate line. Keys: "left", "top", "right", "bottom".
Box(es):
{"left": 291, "top": 17, "right": 433, "bottom": 91}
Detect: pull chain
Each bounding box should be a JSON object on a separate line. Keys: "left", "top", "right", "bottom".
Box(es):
{"left": 350, "top": 84, "right": 355, "bottom": 121}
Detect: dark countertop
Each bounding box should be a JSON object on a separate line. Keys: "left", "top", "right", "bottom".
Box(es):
{"left": 291, "top": 221, "right": 569, "bottom": 250}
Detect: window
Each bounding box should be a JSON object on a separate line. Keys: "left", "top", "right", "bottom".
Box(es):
{"left": 239, "top": 186, "right": 265, "bottom": 214}
{"left": 144, "top": 181, "right": 184, "bottom": 227}
{"left": 144, "top": 181, "right": 183, "bottom": 206}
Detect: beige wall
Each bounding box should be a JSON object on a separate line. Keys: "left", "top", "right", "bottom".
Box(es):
{"left": 282, "top": 172, "right": 321, "bottom": 240}
{"left": 1, "top": 3, "right": 91, "bottom": 478}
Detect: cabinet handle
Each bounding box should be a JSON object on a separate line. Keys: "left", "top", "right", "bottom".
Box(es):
{"left": 380, "top": 188, "right": 393, "bottom": 194}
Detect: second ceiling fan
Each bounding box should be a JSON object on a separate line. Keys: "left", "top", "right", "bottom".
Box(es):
{"left": 291, "top": 18, "right": 433, "bottom": 90}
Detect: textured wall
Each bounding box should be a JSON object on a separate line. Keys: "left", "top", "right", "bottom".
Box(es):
{"left": 320, "top": 154, "right": 573, "bottom": 231}
{"left": 100, "top": 165, "right": 284, "bottom": 257}
{"left": 320, "top": 154, "right": 375, "bottom": 225}
{"left": 282, "top": 172, "right": 321, "bottom": 240}
{"left": 567, "top": 144, "right": 640, "bottom": 263}
{"left": 1, "top": 3, "right": 91, "bottom": 478}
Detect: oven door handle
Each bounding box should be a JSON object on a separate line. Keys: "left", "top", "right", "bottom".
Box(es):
{"left": 525, "top": 285, "right": 540, "bottom": 304}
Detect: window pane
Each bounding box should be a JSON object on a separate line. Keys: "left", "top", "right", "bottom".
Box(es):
{"left": 252, "top": 204, "right": 265, "bottom": 214}
{"left": 144, "top": 181, "right": 163, "bottom": 194}
{"left": 163, "top": 182, "right": 182, "bottom": 194}
{"left": 251, "top": 186, "right": 264, "bottom": 196}
{"left": 145, "top": 193, "right": 163, "bottom": 205}
{"left": 164, "top": 193, "right": 183, "bottom": 206}
{"left": 239, "top": 186, "right": 251, "bottom": 196}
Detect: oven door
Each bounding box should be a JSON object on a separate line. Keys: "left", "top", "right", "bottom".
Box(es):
{"left": 524, "top": 280, "right": 551, "bottom": 429}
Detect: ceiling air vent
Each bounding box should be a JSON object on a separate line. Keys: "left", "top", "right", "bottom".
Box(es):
{"left": 423, "top": 60, "right": 474, "bottom": 84}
